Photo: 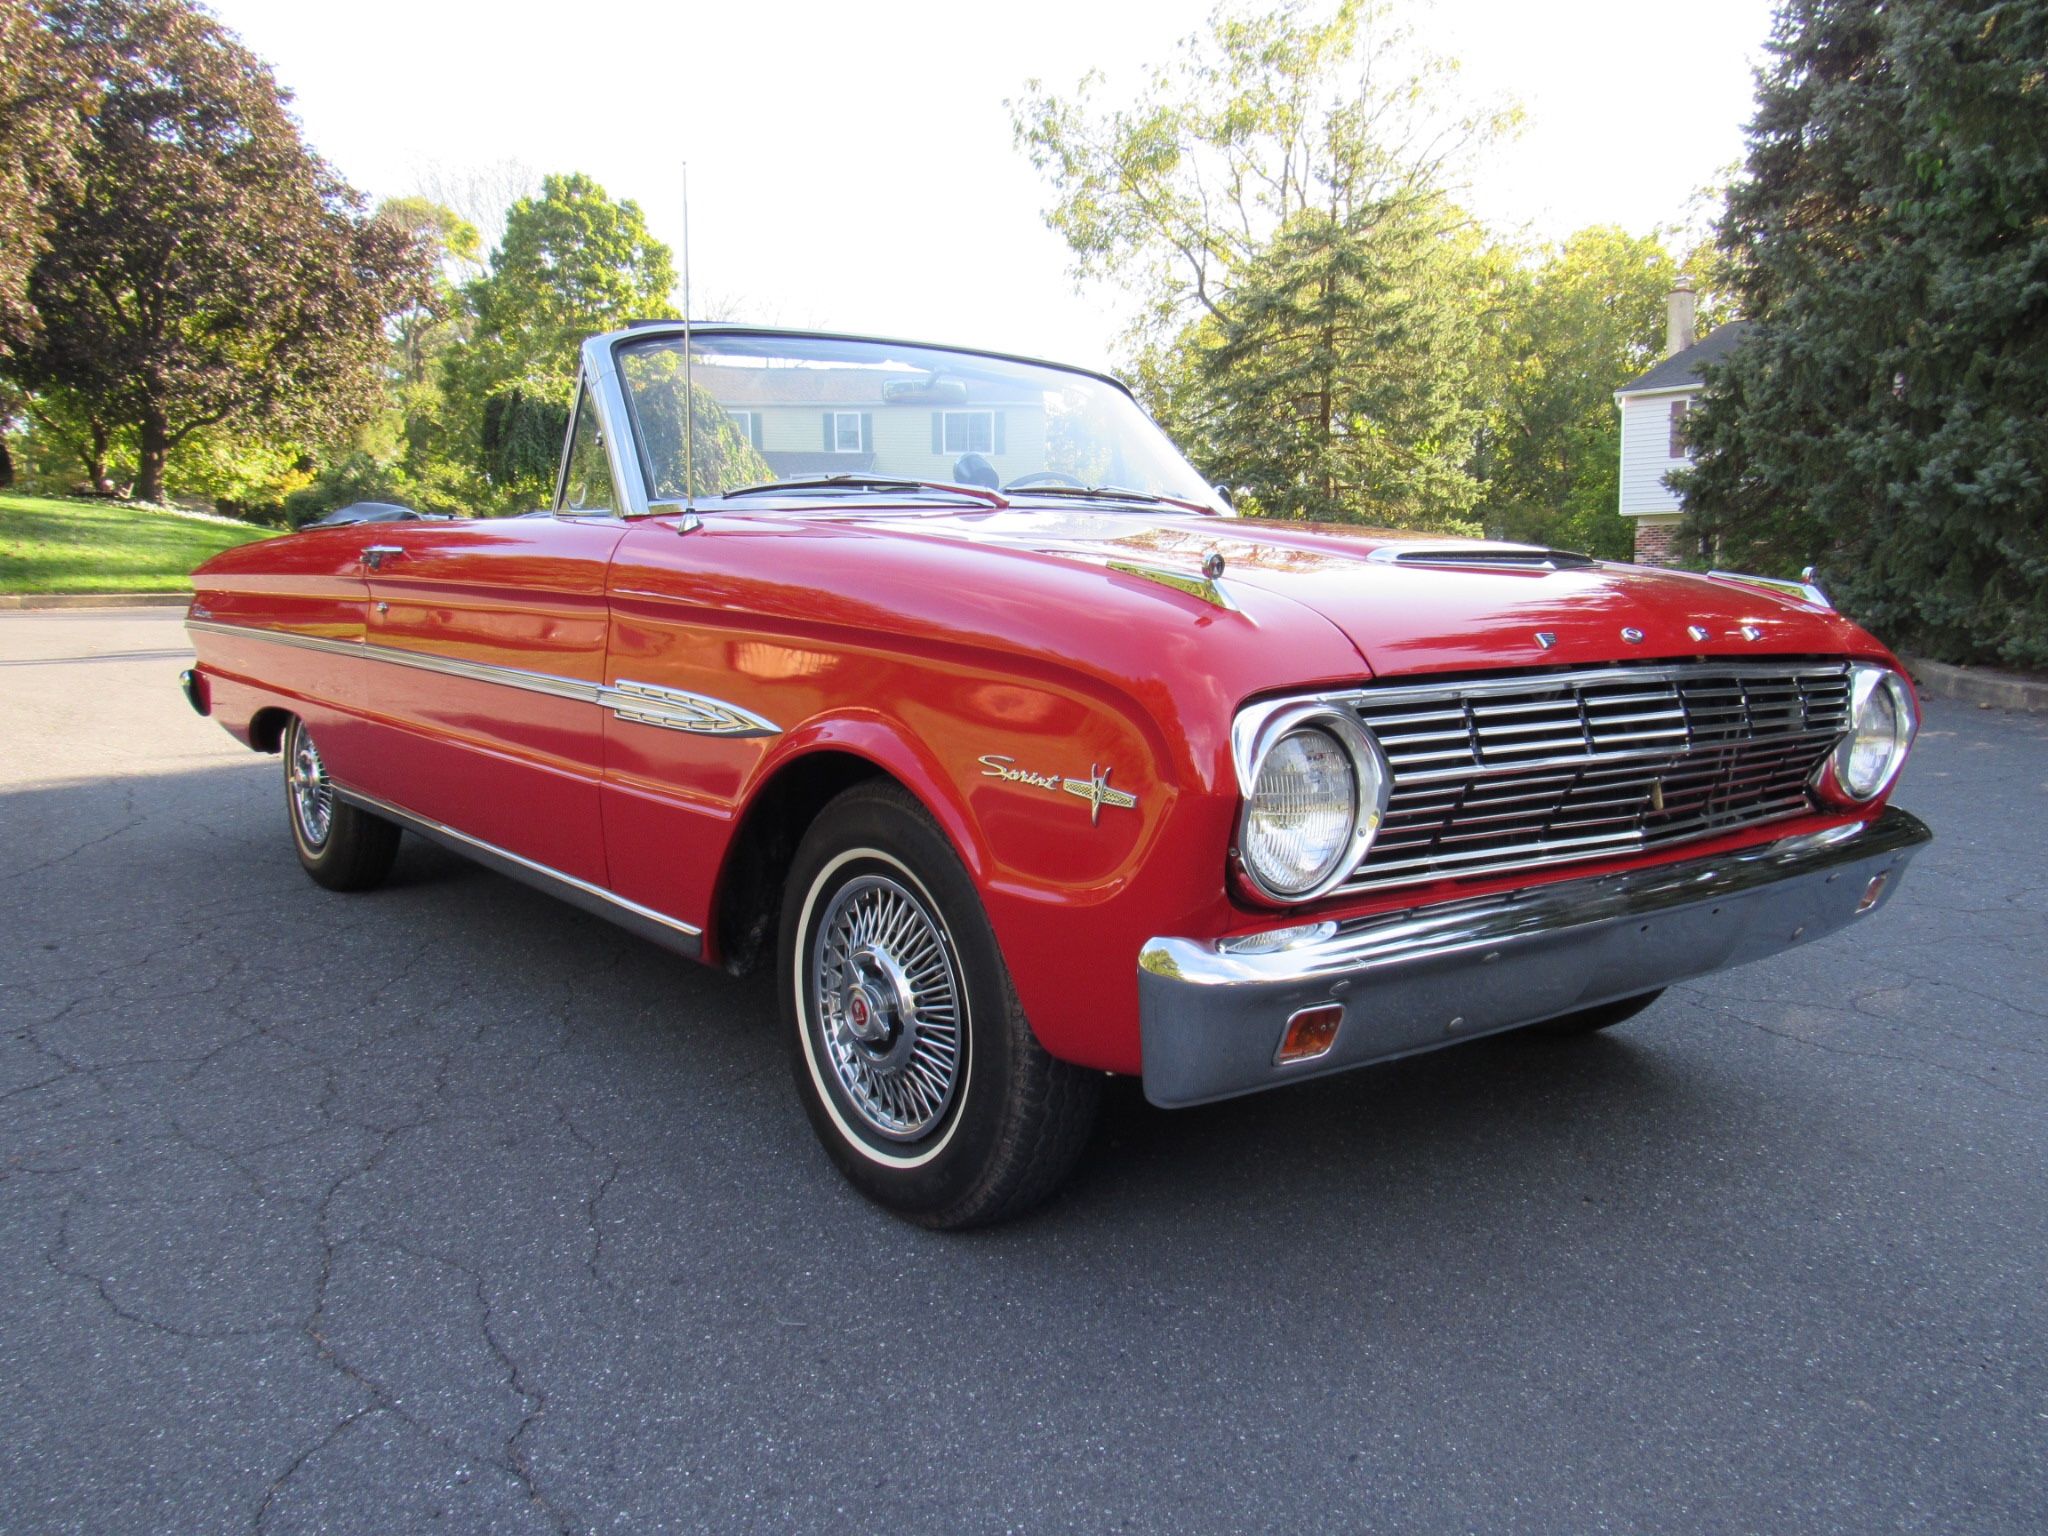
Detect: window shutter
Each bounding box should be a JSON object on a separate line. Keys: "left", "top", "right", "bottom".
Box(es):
{"left": 1668, "top": 399, "right": 1688, "bottom": 457}
{"left": 750, "top": 415, "right": 763, "bottom": 449}
{"left": 993, "top": 412, "right": 1006, "bottom": 454}
{"left": 862, "top": 413, "right": 874, "bottom": 454}
{"left": 932, "top": 413, "right": 943, "bottom": 453}
{"left": 824, "top": 413, "right": 835, "bottom": 450}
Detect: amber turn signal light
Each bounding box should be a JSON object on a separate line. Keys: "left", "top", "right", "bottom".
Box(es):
{"left": 1275, "top": 1003, "right": 1344, "bottom": 1066}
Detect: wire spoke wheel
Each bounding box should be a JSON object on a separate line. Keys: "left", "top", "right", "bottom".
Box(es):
{"left": 287, "top": 722, "right": 334, "bottom": 849}
{"left": 809, "top": 872, "right": 964, "bottom": 1141}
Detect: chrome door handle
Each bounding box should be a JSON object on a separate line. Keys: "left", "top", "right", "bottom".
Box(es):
{"left": 362, "top": 545, "right": 404, "bottom": 571}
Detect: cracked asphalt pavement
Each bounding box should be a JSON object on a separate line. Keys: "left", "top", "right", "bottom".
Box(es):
{"left": 1, "top": 608, "right": 2043, "bottom": 1534}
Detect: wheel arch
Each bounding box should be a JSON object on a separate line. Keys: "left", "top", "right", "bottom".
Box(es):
{"left": 709, "top": 724, "right": 993, "bottom": 976}
{"left": 248, "top": 706, "right": 292, "bottom": 753}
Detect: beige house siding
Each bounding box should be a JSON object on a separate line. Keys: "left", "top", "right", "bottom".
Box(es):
{"left": 1618, "top": 389, "right": 1694, "bottom": 516}
{"left": 747, "top": 404, "right": 1045, "bottom": 479}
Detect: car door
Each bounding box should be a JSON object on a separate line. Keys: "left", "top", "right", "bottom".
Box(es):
{"left": 350, "top": 510, "right": 628, "bottom": 888}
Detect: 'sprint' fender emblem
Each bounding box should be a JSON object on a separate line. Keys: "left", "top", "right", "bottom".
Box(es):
{"left": 980, "top": 755, "right": 1139, "bottom": 822}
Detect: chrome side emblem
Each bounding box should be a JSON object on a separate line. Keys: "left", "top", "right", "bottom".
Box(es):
{"left": 1742, "top": 624, "right": 1764, "bottom": 641}
{"left": 1621, "top": 627, "right": 1645, "bottom": 644}
{"left": 980, "top": 754, "right": 1138, "bottom": 821}
{"left": 1534, "top": 631, "right": 1557, "bottom": 649}
{"left": 1061, "top": 764, "right": 1138, "bottom": 824}
{"left": 1688, "top": 625, "right": 1711, "bottom": 643}
{"left": 605, "top": 679, "right": 781, "bottom": 737}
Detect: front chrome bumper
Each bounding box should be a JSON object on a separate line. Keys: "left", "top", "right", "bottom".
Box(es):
{"left": 1137, "top": 807, "right": 1931, "bottom": 1107}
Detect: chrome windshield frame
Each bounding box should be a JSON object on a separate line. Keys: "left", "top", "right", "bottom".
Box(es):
{"left": 589, "top": 322, "right": 1222, "bottom": 519}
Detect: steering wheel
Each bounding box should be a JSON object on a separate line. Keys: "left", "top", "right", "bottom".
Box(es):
{"left": 1004, "top": 470, "right": 1089, "bottom": 490}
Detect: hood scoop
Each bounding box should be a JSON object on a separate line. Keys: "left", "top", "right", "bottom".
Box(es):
{"left": 1373, "top": 544, "right": 1597, "bottom": 573}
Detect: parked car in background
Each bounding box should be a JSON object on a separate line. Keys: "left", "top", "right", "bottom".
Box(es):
{"left": 181, "top": 324, "right": 1931, "bottom": 1226}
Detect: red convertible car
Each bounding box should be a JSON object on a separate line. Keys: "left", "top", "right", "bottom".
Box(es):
{"left": 182, "top": 324, "right": 1930, "bottom": 1226}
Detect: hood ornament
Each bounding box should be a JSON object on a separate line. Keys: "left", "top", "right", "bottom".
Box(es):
{"left": 1203, "top": 550, "right": 1226, "bottom": 580}
{"left": 1534, "top": 631, "right": 1557, "bottom": 649}
{"left": 1106, "top": 558, "right": 1237, "bottom": 611}
{"left": 1621, "top": 627, "right": 1645, "bottom": 644}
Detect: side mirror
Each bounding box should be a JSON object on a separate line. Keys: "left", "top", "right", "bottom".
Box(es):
{"left": 1213, "top": 483, "right": 1235, "bottom": 509}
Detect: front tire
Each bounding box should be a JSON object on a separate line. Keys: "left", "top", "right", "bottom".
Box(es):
{"left": 283, "top": 716, "right": 400, "bottom": 892}
{"left": 780, "top": 782, "right": 1100, "bottom": 1228}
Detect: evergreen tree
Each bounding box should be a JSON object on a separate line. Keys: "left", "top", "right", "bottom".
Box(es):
{"left": 1678, "top": 0, "right": 2048, "bottom": 666}
{"left": 1015, "top": 1, "right": 1514, "bottom": 528}
{"left": 1196, "top": 199, "right": 1491, "bottom": 529}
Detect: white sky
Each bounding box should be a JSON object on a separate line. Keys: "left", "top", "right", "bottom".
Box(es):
{"left": 205, "top": 0, "right": 1778, "bottom": 372}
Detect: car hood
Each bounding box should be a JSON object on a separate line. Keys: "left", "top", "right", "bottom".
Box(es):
{"left": 784, "top": 505, "right": 1882, "bottom": 676}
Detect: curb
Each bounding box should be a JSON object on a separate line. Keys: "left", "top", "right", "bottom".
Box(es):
{"left": 1903, "top": 656, "right": 2048, "bottom": 714}
{"left": 0, "top": 592, "right": 189, "bottom": 610}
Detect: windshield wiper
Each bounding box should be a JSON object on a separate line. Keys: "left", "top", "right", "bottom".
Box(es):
{"left": 713, "top": 474, "right": 1009, "bottom": 509}
{"left": 1005, "top": 483, "right": 1218, "bottom": 516}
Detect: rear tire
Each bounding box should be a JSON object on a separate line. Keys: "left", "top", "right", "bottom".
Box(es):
{"left": 1528, "top": 988, "right": 1664, "bottom": 1037}
{"left": 283, "top": 716, "right": 399, "bottom": 892}
{"left": 780, "top": 781, "right": 1100, "bottom": 1228}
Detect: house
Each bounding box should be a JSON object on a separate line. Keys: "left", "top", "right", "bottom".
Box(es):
{"left": 691, "top": 362, "right": 1046, "bottom": 485}
{"left": 1614, "top": 282, "right": 1751, "bottom": 565}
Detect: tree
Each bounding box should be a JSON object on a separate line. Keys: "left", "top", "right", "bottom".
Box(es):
{"left": 5, "top": 0, "right": 429, "bottom": 503}
{"left": 1191, "top": 197, "right": 1497, "bottom": 528}
{"left": 440, "top": 172, "right": 676, "bottom": 509}
{"left": 1677, "top": 0, "right": 2048, "bottom": 667}
{"left": 0, "top": 0, "right": 91, "bottom": 360}
{"left": 1476, "top": 228, "right": 1692, "bottom": 558}
{"left": 376, "top": 196, "right": 481, "bottom": 388}
{"left": 1013, "top": 1, "right": 1515, "bottom": 526}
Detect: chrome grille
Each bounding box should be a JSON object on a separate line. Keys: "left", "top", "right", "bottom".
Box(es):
{"left": 1336, "top": 663, "right": 1852, "bottom": 891}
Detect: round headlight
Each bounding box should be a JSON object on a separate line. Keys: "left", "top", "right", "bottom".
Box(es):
{"left": 1244, "top": 728, "right": 1356, "bottom": 896}
{"left": 1827, "top": 665, "right": 1916, "bottom": 802}
{"left": 1232, "top": 705, "right": 1389, "bottom": 902}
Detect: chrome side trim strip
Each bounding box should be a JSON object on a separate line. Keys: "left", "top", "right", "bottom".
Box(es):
{"left": 185, "top": 619, "right": 602, "bottom": 703}
{"left": 186, "top": 619, "right": 781, "bottom": 736}
{"left": 601, "top": 679, "right": 780, "bottom": 737}
{"left": 333, "top": 784, "right": 703, "bottom": 954}
{"left": 187, "top": 618, "right": 364, "bottom": 663}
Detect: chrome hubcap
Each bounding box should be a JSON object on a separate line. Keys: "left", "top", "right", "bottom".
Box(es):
{"left": 288, "top": 725, "right": 333, "bottom": 847}
{"left": 811, "top": 874, "right": 963, "bottom": 1141}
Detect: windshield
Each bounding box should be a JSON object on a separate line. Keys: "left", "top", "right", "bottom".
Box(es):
{"left": 615, "top": 331, "right": 1222, "bottom": 510}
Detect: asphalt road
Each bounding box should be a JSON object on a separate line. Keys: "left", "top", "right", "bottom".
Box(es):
{"left": 1, "top": 608, "right": 2042, "bottom": 1535}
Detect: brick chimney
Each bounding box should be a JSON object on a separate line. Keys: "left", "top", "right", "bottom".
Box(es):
{"left": 1666, "top": 278, "right": 1697, "bottom": 358}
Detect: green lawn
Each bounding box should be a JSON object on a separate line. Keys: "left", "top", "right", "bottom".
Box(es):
{"left": 0, "top": 492, "right": 277, "bottom": 593}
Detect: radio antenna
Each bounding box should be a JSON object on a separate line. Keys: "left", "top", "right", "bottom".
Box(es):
{"left": 680, "top": 161, "right": 696, "bottom": 514}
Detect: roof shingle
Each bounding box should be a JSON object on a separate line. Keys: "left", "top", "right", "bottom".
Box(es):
{"left": 1616, "top": 320, "right": 1754, "bottom": 396}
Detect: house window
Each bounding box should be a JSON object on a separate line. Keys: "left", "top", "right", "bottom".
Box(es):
{"left": 726, "top": 409, "right": 757, "bottom": 446}
{"left": 942, "top": 410, "right": 995, "bottom": 455}
{"left": 831, "top": 412, "right": 864, "bottom": 452}
{"left": 1668, "top": 398, "right": 1689, "bottom": 457}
